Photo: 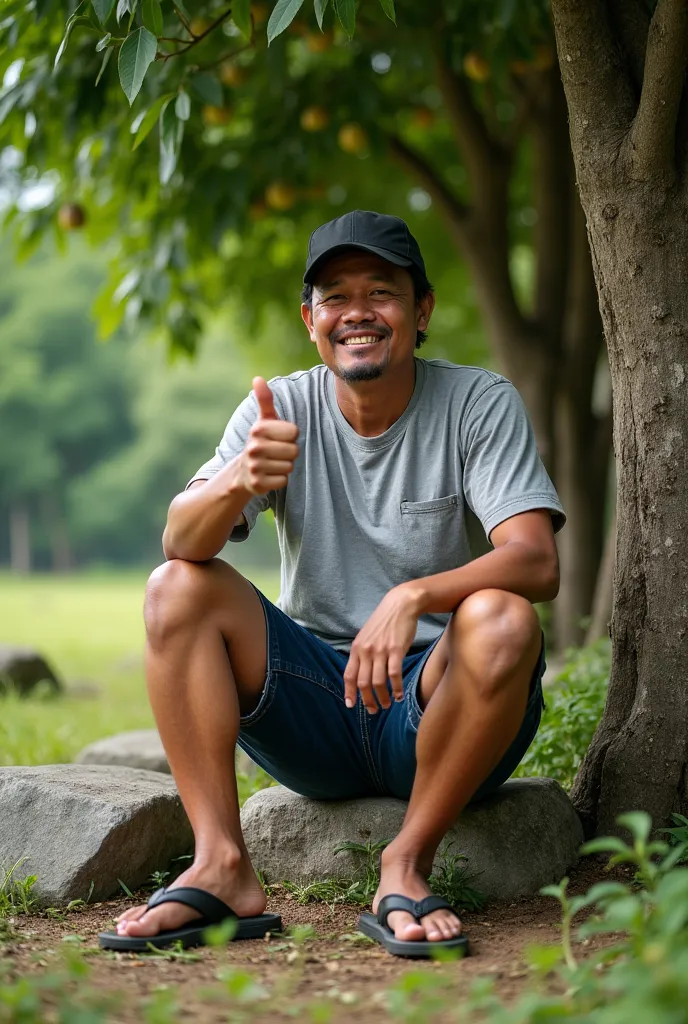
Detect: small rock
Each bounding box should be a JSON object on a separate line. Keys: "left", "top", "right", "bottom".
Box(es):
{"left": 76, "top": 730, "right": 170, "bottom": 774}
{"left": 0, "top": 646, "right": 61, "bottom": 696}
{"left": 0, "top": 765, "right": 192, "bottom": 906}
{"left": 240, "top": 778, "right": 583, "bottom": 901}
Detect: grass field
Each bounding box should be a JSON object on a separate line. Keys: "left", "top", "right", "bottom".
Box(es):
{"left": 0, "top": 569, "right": 280, "bottom": 767}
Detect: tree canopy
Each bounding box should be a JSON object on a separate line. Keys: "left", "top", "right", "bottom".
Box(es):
{"left": 1, "top": 0, "right": 551, "bottom": 352}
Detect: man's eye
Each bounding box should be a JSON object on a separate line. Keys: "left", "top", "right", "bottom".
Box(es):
{"left": 324, "top": 294, "right": 345, "bottom": 302}
{"left": 371, "top": 289, "right": 390, "bottom": 296}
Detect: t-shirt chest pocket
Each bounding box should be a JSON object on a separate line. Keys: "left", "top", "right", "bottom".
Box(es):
{"left": 398, "top": 494, "right": 462, "bottom": 575}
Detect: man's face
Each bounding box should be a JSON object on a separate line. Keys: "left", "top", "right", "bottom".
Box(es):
{"left": 301, "top": 251, "right": 434, "bottom": 383}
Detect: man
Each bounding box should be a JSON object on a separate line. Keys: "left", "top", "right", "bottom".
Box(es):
{"left": 101, "top": 210, "right": 565, "bottom": 958}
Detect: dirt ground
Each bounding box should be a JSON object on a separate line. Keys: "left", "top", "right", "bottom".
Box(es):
{"left": 0, "top": 858, "right": 627, "bottom": 1022}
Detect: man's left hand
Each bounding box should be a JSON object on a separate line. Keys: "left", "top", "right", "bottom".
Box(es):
{"left": 343, "top": 585, "right": 422, "bottom": 713}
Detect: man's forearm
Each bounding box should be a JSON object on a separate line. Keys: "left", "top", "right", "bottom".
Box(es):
{"left": 162, "top": 459, "right": 251, "bottom": 562}
{"left": 402, "top": 541, "right": 559, "bottom": 616}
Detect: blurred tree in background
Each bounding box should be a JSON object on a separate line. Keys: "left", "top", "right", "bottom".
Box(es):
{"left": 0, "top": 0, "right": 615, "bottom": 645}
{"left": 0, "top": 244, "right": 133, "bottom": 571}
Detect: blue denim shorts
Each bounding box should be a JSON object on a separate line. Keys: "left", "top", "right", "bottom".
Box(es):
{"left": 237, "top": 588, "right": 546, "bottom": 802}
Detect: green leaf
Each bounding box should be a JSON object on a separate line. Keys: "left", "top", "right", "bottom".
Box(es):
{"left": 116, "top": 0, "right": 138, "bottom": 21}
{"left": 175, "top": 90, "right": 190, "bottom": 121}
{"left": 377, "top": 0, "right": 395, "bottom": 23}
{"left": 189, "top": 73, "right": 222, "bottom": 107}
{"left": 131, "top": 92, "right": 173, "bottom": 148}
{"left": 95, "top": 44, "right": 113, "bottom": 85}
{"left": 580, "top": 837, "right": 629, "bottom": 856}
{"left": 142, "top": 0, "right": 163, "bottom": 36}
{"left": 92, "top": 0, "right": 115, "bottom": 24}
{"left": 314, "top": 0, "right": 329, "bottom": 30}
{"left": 160, "top": 98, "right": 183, "bottom": 185}
{"left": 118, "top": 27, "right": 157, "bottom": 105}
{"left": 232, "top": 0, "right": 252, "bottom": 39}
{"left": 616, "top": 811, "right": 652, "bottom": 844}
{"left": 96, "top": 32, "right": 111, "bottom": 51}
{"left": 334, "top": 0, "right": 355, "bottom": 38}
{"left": 267, "top": 0, "right": 305, "bottom": 44}
{"left": 498, "top": 0, "right": 517, "bottom": 26}
{"left": 54, "top": 0, "right": 90, "bottom": 69}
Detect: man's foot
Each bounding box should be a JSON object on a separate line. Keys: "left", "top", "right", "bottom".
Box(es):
{"left": 114, "top": 847, "right": 266, "bottom": 938}
{"left": 373, "top": 855, "right": 462, "bottom": 942}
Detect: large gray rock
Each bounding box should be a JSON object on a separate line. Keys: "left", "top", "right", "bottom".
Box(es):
{"left": 0, "top": 645, "right": 61, "bottom": 696}
{"left": 240, "top": 778, "right": 583, "bottom": 901}
{"left": 76, "top": 730, "right": 170, "bottom": 774}
{"left": 76, "top": 730, "right": 258, "bottom": 777}
{"left": 0, "top": 765, "right": 192, "bottom": 906}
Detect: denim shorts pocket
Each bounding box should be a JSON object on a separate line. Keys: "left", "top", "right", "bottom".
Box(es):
{"left": 239, "top": 667, "right": 277, "bottom": 727}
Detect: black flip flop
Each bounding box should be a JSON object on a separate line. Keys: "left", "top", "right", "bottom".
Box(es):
{"left": 98, "top": 886, "right": 282, "bottom": 952}
{"left": 358, "top": 894, "right": 470, "bottom": 959}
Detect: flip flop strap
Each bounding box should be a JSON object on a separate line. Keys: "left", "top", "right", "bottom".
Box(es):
{"left": 376, "top": 893, "right": 454, "bottom": 930}
{"left": 147, "top": 886, "right": 236, "bottom": 923}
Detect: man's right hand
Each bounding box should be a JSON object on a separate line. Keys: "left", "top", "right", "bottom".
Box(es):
{"left": 239, "top": 377, "right": 300, "bottom": 496}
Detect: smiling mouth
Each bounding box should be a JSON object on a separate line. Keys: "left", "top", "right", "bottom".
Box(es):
{"left": 339, "top": 334, "right": 384, "bottom": 347}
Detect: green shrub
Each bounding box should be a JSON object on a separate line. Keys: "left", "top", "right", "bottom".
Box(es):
{"left": 460, "top": 812, "right": 688, "bottom": 1023}
{"left": 515, "top": 640, "right": 610, "bottom": 789}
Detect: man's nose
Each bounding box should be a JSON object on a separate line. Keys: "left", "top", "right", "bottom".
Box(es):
{"left": 342, "top": 303, "right": 376, "bottom": 323}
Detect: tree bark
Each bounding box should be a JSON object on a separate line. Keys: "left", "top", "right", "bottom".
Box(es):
{"left": 554, "top": 0, "right": 688, "bottom": 832}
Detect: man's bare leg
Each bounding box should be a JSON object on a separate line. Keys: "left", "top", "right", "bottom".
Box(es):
{"left": 116, "top": 558, "right": 269, "bottom": 938}
{"left": 373, "top": 589, "right": 542, "bottom": 943}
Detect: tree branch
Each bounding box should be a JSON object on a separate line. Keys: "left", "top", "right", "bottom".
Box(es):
{"left": 607, "top": 0, "right": 651, "bottom": 95}
{"left": 532, "top": 67, "right": 573, "bottom": 342}
{"left": 628, "top": 0, "right": 688, "bottom": 181}
{"left": 160, "top": 6, "right": 234, "bottom": 59}
{"left": 551, "top": 0, "right": 637, "bottom": 159}
{"left": 431, "top": 42, "right": 508, "bottom": 201}
{"left": 387, "top": 135, "right": 468, "bottom": 226}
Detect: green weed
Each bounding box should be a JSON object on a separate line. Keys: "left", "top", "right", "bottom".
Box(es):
{"left": 515, "top": 639, "right": 610, "bottom": 789}
{"left": 659, "top": 812, "right": 688, "bottom": 864}
{"left": 0, "top": 860, "right": 38, "bottom": 918}
{"left": 281, "top": 838, "right": 388, "bottom": 909}
{"left": 428, "top": 842, "right": 486, "bottom": 912}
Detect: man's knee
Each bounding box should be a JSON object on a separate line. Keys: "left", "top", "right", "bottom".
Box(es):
{"left": 448, "top": 589, "right": 540, "bottom": 698}
{"left": 144, "top": 557, "right": 239, "bottom": 648}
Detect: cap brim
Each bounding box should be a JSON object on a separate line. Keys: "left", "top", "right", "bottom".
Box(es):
{"left": 303, "top": 243, "right": 413, "bottom": 284}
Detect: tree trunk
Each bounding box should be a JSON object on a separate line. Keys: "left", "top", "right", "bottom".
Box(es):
{"left": 42, "top": 492, "right": 73, "bottom": 573}
{"left": 9, "top": 503, "right": 31, "bottom": 574}
{"left": 569, "top": 198, "right": 688, "bottom": 833}
{"left": 553, "top": 0, "right": 688, "bottom": 833}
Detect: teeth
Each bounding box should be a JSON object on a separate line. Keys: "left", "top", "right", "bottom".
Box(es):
{"left": 343, "top": 335, "right": 379, "bottom": 346}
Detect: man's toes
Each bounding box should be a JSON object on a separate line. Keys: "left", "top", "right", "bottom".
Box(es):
{"left": 423, "top": 912, "right": 462, "bottom": 941}
{"left": 115, "top": 906, "right": 147, "bottom": 924}
{"left": 118, "top": 912, "right": 163, "bottom": 937}
{"left": 390, "top": 912, "right": 425, "bottom": 942}
{"left": 424, "top": 916, "right": 444, "bottom": 941}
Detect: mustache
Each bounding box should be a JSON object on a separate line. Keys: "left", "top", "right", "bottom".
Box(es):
{"left": 329, "top": 323, "right": 393, "bottom": 345}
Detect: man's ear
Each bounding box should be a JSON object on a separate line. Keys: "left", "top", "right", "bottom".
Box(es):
{"left": 416, "top": 291, "right": 435, "bottom": 332}
{"left": 301, "top": 302, "right": 318, "bottom": 344}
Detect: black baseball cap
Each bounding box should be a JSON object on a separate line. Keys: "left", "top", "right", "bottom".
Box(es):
{"left": 303, "top": 210, "right": 427, "bottom": 284}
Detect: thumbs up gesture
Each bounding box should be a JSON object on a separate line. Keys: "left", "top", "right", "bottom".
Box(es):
{"left": 240, "top": 377, "right": 300, "bottom": 496}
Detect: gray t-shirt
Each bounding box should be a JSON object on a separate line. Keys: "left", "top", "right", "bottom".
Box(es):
{"left": 190, "top": 358, "right": 565, "bottom": 650}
